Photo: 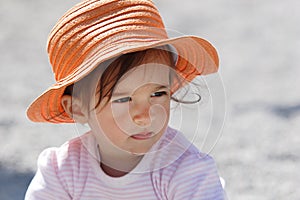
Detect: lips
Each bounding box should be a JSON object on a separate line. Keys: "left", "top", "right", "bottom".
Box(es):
{"left": 131, "top": 132, "right": 154, "bottom": 140}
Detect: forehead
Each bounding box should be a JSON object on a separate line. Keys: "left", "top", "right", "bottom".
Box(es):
{"left": 115, "top": 64, "right": 170, "bottom": 93}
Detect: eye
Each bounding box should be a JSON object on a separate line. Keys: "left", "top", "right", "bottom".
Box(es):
{"left": 112, "top": 96, "right": 132, "bottom": 103}
{"left": 151, "top": 91, "right": 168, "bottom": 97}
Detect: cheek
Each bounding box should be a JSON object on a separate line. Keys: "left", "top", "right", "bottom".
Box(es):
{"left": 96, "top": 104, "right": 134, "bottom": 138}
{"left": 150, "top": 103, "right": 170, "bottom": 131}
{"left": 90, "top": 107, "right": 129, "bottom": 146}
{"left": 98, "top": 106, "right": 121, "bottom": 129}
{"left": 88, "top": 103, "right": 120, "bottom": 133}
{"left": 110, "top": 103, "right": 137, "bottom": 134}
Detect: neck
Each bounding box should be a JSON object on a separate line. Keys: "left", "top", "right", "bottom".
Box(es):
{"left": 98, "top": 145, "right": 143, "bottom": 177}
{"left": 100, "top": 162, "right": 129, "bottom": 177}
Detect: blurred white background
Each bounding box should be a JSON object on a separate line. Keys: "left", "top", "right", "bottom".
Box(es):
{"left": 1, "top": 0, "right": 300, "bottom": 199}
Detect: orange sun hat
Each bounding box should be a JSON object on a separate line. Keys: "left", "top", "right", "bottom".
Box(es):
{"left": 27, "top": 0, "right": 219, "bottom": 123}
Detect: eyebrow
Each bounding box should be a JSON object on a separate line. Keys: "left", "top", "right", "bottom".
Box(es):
{"left": 112, "top": 85, "right": 170, "bottom": 97}
{"left": 155, "top": 85, "right": 170, "bottom": 91}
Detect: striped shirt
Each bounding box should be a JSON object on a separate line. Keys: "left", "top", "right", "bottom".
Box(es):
{"left": 25, "top": 127, "right": 225, "bottom": 199}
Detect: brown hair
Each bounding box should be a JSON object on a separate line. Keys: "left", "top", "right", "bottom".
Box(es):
{"left": 63, "top": 46, "right": 181, "bottom": 113}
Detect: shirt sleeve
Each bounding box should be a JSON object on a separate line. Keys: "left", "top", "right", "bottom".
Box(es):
{"left": 167, "top": 153, "right": 226, "bottom": 200}
{"left": 25, "top": 148, "right": 71, "bottom": 200}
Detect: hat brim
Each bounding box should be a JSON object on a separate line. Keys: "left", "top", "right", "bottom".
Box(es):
{"left": 27, "top": 36, "right": 219, "bottom": 123}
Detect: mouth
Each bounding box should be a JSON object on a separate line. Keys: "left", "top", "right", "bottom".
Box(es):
{"left": 130, "top": 132, "right": 154, "bottom": 140}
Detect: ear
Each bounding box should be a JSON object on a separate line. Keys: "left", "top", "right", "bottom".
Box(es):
{"left": 61, "top": 95, "right": 88, "bottom": 124}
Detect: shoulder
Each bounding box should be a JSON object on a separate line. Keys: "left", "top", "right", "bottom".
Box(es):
{"left": 168, "top": 150, "right": 219, "bottom": 181}
{"left": 167, "top": 153, "right": 225, "bottom": 199}
{"left": 162, "top": 127, "right": 220, "bottom": 179}
{"left": 38, "top": 133, "right": 81, "bottom": 161}
{"left": 37, "top": 131, "right": 96, "bottom": 174}
{"left": 156, "top": 126, "right": 204, "bottom": 165}
{"left": 26, "top": 134, "right": 90, "bottom": 199}
{"left": 160, "top": 128, "right": 218, "bottom": 178}
{"left": 28, "top": 132, "right": 96, "bottom": 198}
{"left": 153, "top": 127, "right": 225, "bottom": 199}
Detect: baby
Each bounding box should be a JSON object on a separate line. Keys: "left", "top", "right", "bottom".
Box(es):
{"left": 25, "top": 0, "right": 225, "bottom": 199}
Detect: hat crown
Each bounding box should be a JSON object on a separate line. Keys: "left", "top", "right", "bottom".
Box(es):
{"left": 47, "top": 0, "right": 167, "bottom": 83}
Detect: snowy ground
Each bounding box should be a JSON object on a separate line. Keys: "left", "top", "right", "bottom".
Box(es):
{"left": 1, "top": 0, "right": 299, "bottom": 199}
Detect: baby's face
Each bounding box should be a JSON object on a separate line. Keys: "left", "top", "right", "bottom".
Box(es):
{"left": 88, "top": 63, "right": 171, "bottom": 155}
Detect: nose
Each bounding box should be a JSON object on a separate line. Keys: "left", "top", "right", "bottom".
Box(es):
{"left": 130, "top": 100, "right": 152, "bottom": 127}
